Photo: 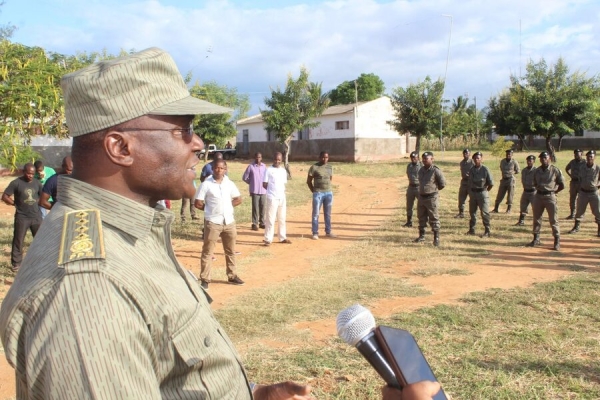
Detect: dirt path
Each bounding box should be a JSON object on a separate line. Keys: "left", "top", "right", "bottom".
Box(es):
{"left": 1, "top": 172, "right": 591, "bottom": 399}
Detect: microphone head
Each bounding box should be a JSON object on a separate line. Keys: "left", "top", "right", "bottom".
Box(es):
{"left": 336, "top": 304, "right": 376, "bottom": 346}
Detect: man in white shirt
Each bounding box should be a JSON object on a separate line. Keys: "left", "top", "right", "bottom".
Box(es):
{"left": 263, "top": 152, "right": 292, "bottom": 246}
{"left": 195, "top": 159, "right": 244, "bottom": 289}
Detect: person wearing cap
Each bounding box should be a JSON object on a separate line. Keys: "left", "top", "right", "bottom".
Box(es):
{"left": 467, "top": 152, "right": 494, "bottom": 237}
{"left": 492, "top": 149, "right": 520, "bottom": 213}
{"left": 455, "top": 148, "right": 474, "bottom": 219}
{"left": 527, "top": 151, "right": 565, "bottom": 250}
{"left": 414, "top": 152, "right": 446, "bottom": 246}
{"left": 568, "top": 150, "right": 600, "bottom": 236}
{"left": 0, "top": 48, "right": 312, "bottom": 400}
{"left": 515, "top": 155, "right": 537, "bottom": 226}
{"left": 565, "top": 149, "right": 585, "bottom": 219}
{"left": 403, "top": 151, "right": 422, "bottom": 227}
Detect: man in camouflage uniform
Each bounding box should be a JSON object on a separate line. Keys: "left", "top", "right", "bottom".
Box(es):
{"left": 527, "top": 151, "right": 565, "bottom": 251}
{"left": 568, "top": 150, "right": 600, "bottom": 237}
{"left": 455, "top": 148, "right": 473, "bottom": 219}
{"left": 0, "top": 48, "right": 312, "bottom": 400}
{"left": 515, "top": 155, "right": 537, "bottom": 226}
{"left": 565, "top": 149, "right": 585, "bottom": 220}
{"left": 492, "top": 149, "right": 520, "bottom": 213}
{"left": 414, "top": 152, "right": 446, "bottom": 246}
{"left": 403, "top": 151, "right": 422, "bottom": 227}
{"left": 467, "top": 152, "right": 494, "bottom": 237}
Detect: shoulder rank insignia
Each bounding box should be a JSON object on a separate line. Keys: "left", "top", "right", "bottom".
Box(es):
{"left": 58, "top": 209, "right": 106, "bottom": 265}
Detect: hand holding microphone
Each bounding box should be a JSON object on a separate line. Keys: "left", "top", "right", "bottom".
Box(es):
{"left": 336, "top": 304, "right": 447, "bottom": 400}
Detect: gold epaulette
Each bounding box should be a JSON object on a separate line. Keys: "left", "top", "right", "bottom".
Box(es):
{"left": 58, "top": 209, "right": 106, "bottom": 265}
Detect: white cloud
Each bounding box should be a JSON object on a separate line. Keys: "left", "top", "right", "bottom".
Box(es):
{"left": 7, "top": 0, "right": 600, "bottom": 113}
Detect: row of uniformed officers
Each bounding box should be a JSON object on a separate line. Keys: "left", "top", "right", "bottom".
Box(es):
{"left": 404, "top": 148, "right": 600, "bottom": 250}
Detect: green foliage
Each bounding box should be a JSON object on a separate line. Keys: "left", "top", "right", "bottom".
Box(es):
{"left": 443, "top": 95, "right": 483, "bottom": 140}
{"left": 261, "top": 67, "right": 330, "bottom": 165}
{"left": 389, "top": 76, "right": 444, "bottom": 153}
{"left": 329, "top": 73, "right": 385, "bottom": 106}
{"left": 0, "top": 138, "right": 40, "bottom": 170}
{"left": 487, "top": 57, "right": 600, "bottom": 159}
{"left": 490, "top": 136, "right": 515, "bottom": 158}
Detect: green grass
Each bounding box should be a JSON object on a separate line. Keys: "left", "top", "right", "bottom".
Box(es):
{"left": 1, "top": 150, "right": 599, "bottom": 399}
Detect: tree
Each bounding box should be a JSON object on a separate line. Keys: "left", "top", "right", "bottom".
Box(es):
{"left": 388, "top": 76, "right": 444, "bottom": 153}
{"left": 188, "top": 80, "right": 250, "bottom": 161}
{"left": 261, "top": 67, "right": 330, "bottom": 174}
{"left": 490, "top": 58, "right": 600, "bottom": 160}
{"left": 329, "top": 73, "right": 385, "bottom": 106}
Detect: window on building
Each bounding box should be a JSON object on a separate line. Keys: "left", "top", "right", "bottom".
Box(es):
{"left": 335, "top": 121, "right": 350, "bottom": 130}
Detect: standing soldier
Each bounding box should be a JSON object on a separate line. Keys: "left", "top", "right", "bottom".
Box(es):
{"left": 515, "top": 155, "right": 537, "bottom": 226}
{"left": 492, "top": 149, "right": 520, "bottom": 213}
{"left": 467, "top": 152, "right": 494, "bottom": 237}
{"left": 565, "top": 149, "right": 585, "bottom": 220}
{"left": 403, "top": 151, "right": 422, "bottom": 227}
{"left": 414, "top": 152, "right": 446, "bottom": 247}
{"left": 527, "top": 151, "right": 565, "bottom": 250}
{"left": 455, "top": 148, "right": 473, "bottom": 219}
{"left": 568, "top": 150, "right": 600, "bottom": 236}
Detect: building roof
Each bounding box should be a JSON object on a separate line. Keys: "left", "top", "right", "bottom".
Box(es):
{"left": 236, "top": 98, "right": 387, "bottom": 126}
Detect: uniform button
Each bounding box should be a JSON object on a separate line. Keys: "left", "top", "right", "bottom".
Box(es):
{"left": 204, "top": 337, "right": 212, "bottom": 347}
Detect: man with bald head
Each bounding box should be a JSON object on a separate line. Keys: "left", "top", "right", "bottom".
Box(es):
{"left": 0, "top": 48, "right": 312, "bottom": 400}
{"left": 38, "top": 156, "right": 73, "bottom": 210}
{"left": 2, "top": 163, "right": 43, "bottom": 272}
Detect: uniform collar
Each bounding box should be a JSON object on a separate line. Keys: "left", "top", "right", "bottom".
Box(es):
{"left": 57, "top": 175, "right": 163, "bottom": 239}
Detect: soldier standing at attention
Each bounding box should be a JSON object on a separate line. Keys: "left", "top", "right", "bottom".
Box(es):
{"left": 565, "top": 149, "right": 585, "bottom": 220}
{"left": 492, "top": 149, "right": 520, "bottom": 213}
{"left": 515, "top": 155, "right": 537, "bottom": 226}
{"left": 467, "top": 152, "right": 494, "bottom": 237}
{"left": 568, "top": 150, "right": 600, "bottom": 236}
{"left": 455, "top": 148, "right": 473, "bottom": 219}
{"left": 527, "top": 151, "right": 565, "bottom": 250}
{"left": 414, "top": 152, "right": 446, "bottom": 247}
{"left": 403, "top": 151, "right": 422, "bottom": 228}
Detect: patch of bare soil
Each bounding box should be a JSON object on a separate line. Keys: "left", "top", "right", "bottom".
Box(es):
{"left": 1, "top": 172, "right": 595, "bottom": 399}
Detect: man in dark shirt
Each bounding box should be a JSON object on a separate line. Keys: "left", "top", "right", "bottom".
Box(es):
{"left": 403, "top": 151, "right": 422, "bottom": 228}
{"left": 565, "top": 149, "right": 585, "bottom": 219}
{"left": 492, "top": 149, "right": 520, "bottom": 213}
{"left": 455, "top": 148, "right": 473, "bottom": 218}
{"left": 414, "top": 152, "right": 446, "bottom": 246}
{"left": 568, "top": 150, "right": 600, "bottom": 236}
{"left": 39, "top": 156, "right": 73, "bottom": 210}
{"left": 515, "top": 155, "right": 536, "bottom": 226}
{"left": 467, "top": 152, "right": 494, "bottom": 237}
{"left": 2, "top": 163, "right": 43, "bottom": 272}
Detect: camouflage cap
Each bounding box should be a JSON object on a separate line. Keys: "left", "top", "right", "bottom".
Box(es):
{"left": 61, "top": 47, "right": 232, "bottom": 137}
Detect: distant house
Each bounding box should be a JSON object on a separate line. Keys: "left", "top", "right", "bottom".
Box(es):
{"left": 236, "top": 97, "right": 415, "bottom": 162}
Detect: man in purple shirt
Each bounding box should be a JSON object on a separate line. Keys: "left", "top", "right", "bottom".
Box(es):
{"left": 242, "top": 152, "right": 267, "bottom": 231}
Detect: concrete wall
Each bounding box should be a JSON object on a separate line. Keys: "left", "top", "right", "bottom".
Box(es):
{"left": 308, "top": 113, "right": 356, "bottom": 140}
{"left": 354, "top": 97, "right": 397, "bottom": 139}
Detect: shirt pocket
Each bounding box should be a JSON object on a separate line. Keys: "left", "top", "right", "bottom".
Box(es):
{"left": 171, "top": 303, "right": 219, "bottom": 368}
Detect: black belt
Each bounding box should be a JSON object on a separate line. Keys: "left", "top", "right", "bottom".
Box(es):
{"left": 409, "top": 183, "right": 419, "bottom": 187}
{"left": 419, "top": 192, "right": 437, "bottom": 198}
{"left": 580, "top": 188, "right": 598, "bottom": 193}
{"left": 471, "top": 188, "right": 486, "bottom": 193}
{"left": 537, "top": 190, "right": 554, "bottom": 195}
{"left": 524, "top": 188, "right": 536, "bottom": 193}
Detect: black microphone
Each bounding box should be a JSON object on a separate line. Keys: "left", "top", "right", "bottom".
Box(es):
{"left": 336, "top": 304, "right": 401, "bottom": 389}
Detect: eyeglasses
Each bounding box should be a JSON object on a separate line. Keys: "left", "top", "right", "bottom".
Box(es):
{"left": 117, "top": 124, "right": 195, "bottom": 140}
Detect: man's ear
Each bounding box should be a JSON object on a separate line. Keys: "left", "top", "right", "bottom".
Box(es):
{"left": 103, "top": 131, "right": 134, "bottom": 167}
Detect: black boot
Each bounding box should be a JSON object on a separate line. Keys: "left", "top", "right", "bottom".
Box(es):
{"left": 566, "top": 210, "right": 575, "bottom": 220}
{"left": 467, "top": 223, "right": 476, "bottom": 235}
{"left": 482, "top": 227, "right": 491, "bottom": 237}
{"left": 491, "top": 203, "right": 499, "bottom": 213}
{"left": 506, "top": 205, "right": 512, "bottom": 213}
{"left": 515, "top": 214, "right": 525, "bottom": 226}
{"left": 553, "top": 236, "right": 560, "bottom": 251}
{"left": 526, "top": 233, "right": 540, "bottom": 247}
{"left": 414, "top": 228, "right": 425, "bottom": 243}
{"left": 403, "top": 220, "right": 413, "bottom": 228}
{"left": 433, "top": 231, "right": 440, "bottom": 247}
{"left": 568, "top": 221, "right": 580, "bottom": 234}
{"left": 454, "top": 209, "right": 464, "bottom": 219}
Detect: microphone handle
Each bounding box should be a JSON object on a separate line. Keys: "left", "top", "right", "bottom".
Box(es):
{"left": 355, "top": 331, "right": 401, "bottom": 389}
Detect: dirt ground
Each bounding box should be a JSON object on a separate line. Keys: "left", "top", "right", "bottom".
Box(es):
{"left": 0, "top": 173, "right": 592, "bottom": 399}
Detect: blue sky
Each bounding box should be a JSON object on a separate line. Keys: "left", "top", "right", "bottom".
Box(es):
{"left": 3, "top": 0, "right": 599, "bottom": 116}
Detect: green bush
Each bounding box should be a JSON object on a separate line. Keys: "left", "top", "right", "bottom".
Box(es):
{"left": 490, "top": 136, "right": 515, "bottom": 158}
{"left": 0, "top": 139, "right": 41, "bottom": 171}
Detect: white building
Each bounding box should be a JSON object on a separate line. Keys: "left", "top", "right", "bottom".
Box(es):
{"left": 236, "top": 97, "right": 414, "bottom": 161}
